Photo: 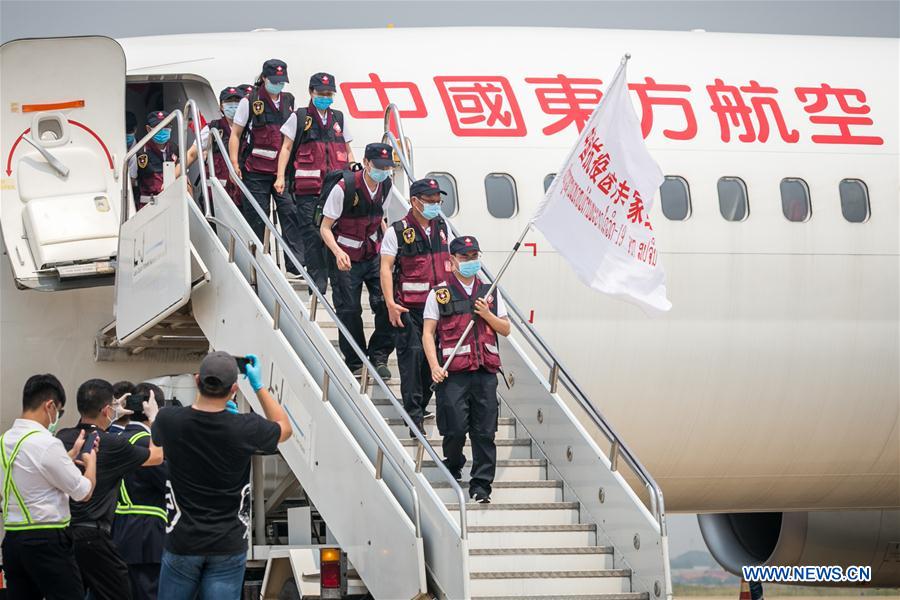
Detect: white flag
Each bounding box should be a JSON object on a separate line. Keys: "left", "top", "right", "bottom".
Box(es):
{"left": 532, "top": 59, "right": 671, "bottom": 312}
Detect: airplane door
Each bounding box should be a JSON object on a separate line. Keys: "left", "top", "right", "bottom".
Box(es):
{"left": 0, "top": 36, "right": 126, "bottom": 290}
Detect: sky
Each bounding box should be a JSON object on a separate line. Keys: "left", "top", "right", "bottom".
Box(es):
{"left": 3, "top": 0, "right": 896, "bottom": 562}
{"left": 1, "top": 0, "right": 898, "bottom": 43}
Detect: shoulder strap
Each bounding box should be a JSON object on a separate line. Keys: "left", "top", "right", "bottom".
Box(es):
{"left": 341, "top": 170, "right": 357, "bottom": 213}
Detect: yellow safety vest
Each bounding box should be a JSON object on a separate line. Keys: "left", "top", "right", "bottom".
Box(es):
{"left": 1, "top": 430, "right": 71, "bottom": 531}
{"left": 115, "top": 431, "right": 167, "bottom": 522}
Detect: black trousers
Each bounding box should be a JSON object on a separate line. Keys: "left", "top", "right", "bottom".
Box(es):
{"left": 128, "top": 563, "right": 161, "bottom": 600}
{"left": 396, "top": 307, "right": 433, "bottom": 426}
{"left": 240, "top": 170, "right": 304, "bottom": 274}
{"left": 70, "top": 525, "right": 133, "bottom": 600}
{"left": 330, "top": 254, "right": 394, "bottom": 370}
{"left": 2, "top": 528, "right": 85, "bottom": 600}
{"left": 295, "top": 193, "right": 329, "bottom": 294}
{"left": 435, "top": 369, "right": 500, "bottom": 496}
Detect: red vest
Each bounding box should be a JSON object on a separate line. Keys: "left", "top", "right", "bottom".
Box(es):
{"left": 392, "top": 212, "right": 450, "bottom": 308}
{"left": 332, "top": 171, "right": 388, "bottom": 262}
{"left": 209, "top": 118, "right": 240, "bottom": 205}
{"left": 435, "top": 277, "right": 502, "bottom": 374}
{"left": 240, "top": 88, "right": 294, "bottom": 175}
{"left": 136, "top": 141, "right": 179, "bottom": 204}
{"left": 292, "top": 103, "right": 349, "bottom": 195}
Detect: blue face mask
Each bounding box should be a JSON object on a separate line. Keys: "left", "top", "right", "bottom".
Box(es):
{"left": 420, "top": 202, "right": 442, "bottom": 220}
{"left": 222, "top": 102, "right": 239, "bottom": 120}
{"left": 457, "top": 259, "right": 481, "bottom": 278}
{"left": 312, "top": 96, "right": 333, "bottom": 111}
{"left": 369, "top": 167, "right": 390, "bottom": 183}
{"left": 126, "top": 133, "right": 135, "bottom": 147}
{"left": 153, "top": 128, "right": 171, "bottom": 144}
{"left": 265, "top": 80, "right": 285, "bottom": 95}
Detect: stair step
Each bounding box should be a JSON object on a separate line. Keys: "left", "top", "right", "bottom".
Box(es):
{"left": 401, "top": 438, "right": 532, "bottom": 460}
{"left": 371, "top": 396, "right": 514, "bottom": 419}
{"left": 444, "top": 502, "right": 579, "bottom": 526}
{"left": 421, "top": 459, "right": 546, "bottom": 483}
{"left": 432, "top": 480, "right": 563, "bottom": 503}
{"left": 468, "top": 524, "right": 596, "bottom": 549}
{"left": 469, "top": 568, "right": 631, "bottom": 596}
{"left": 386, "top": 417, "right": 516, "bottom": 439}
{"left": 469, "top": 546, "right": 614, "bottom": 572}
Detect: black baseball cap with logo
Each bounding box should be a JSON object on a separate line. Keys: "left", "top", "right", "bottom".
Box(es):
{"left": 262, "top": 59, "right": 289, "bottom": 83}
{"left": 410, "top": 178, "right": 447, "bottom": 197}
{"left": 449, "top": 236, "right": 481, "bottom": 255}
{"left": 239, "top": 83, "right": 254, "bottom": 96}
{"left": 309, "top": 72, "right": 336, "bottom": 92}
{"left": 146, "top": 110, "right": 168, "bottom": 127}
{"left": 198, "top": 351, "right": 239, "bottom": 393}
{"left": 219, "top": 86, "right": 243, "bottom": 102}
{"left": 364, "top": 143, "right": 397, "bottom": 169}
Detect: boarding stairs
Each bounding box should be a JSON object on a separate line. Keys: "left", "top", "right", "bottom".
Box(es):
{"left": 107, "top": 102, "right": 671, "bottom": 599}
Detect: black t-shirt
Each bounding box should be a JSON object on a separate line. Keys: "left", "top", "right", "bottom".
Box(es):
{"left": 151, "top": 406, "right": 281, "bottom": 555}
{"left": 57, "top": 423, "right": 151, "bottom": 527}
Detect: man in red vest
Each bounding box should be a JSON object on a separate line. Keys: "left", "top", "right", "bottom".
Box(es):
{"left": 381, "top": 178, "right": 451, "bottom": 436}
{"left": 422, "top": 236, "right": 510, "bottom": 503}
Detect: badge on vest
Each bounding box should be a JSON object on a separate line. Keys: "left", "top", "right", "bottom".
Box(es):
{"left": 402, "top": 227, "right": 416, "bottom": 244}
{"left": 304, "top": 115, "right": 313, "bottom": 132}
{"left": 252, "top": 100, "right": 265, "bottom": 116}
{"left": 352, "top": 193, "right": 359, "bottom": 208}
{"left": 137, "top": 154, "right": 149, "bottom": 169}
{"left": 333, "top": 121, "right": 342, "bottom": 134}
{"left": 436, "top": 288, "right": 451, "bottom": 305}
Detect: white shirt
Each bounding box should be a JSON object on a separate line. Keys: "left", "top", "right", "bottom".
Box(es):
{"left": 380, "top": 223, "right": 433, "bottom": 257}
{"left": 233, "top": 95, "right": 282, "bottom": 129}
{"left": 280, "top": 110, "right": 353, "bottom": 143}
{"left": 423, "top": 275, "right": 508, "bottom": 321}
{"left": 0, "top": 419, "right": 92, "bottom": 525}
{"left": 322, "top": 177, "right": 384, "bottom": 221}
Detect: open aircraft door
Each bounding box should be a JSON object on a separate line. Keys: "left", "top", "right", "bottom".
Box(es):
{"left": 0, "top": 36, "right": 126, "bottom": 290}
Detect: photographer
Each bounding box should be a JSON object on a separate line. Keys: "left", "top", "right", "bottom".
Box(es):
{"left": 152, "top": 352, "right": 291, "bottom": 599}
{"left": 112, "top": 382, "right": 168, "bottom": 600}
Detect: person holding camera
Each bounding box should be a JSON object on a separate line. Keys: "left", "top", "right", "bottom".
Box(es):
{"left": 111, "top": 382, "right": 168, "bottom": 600}
{"left": 152, "top": 352, "right": 291, "bottom": 600}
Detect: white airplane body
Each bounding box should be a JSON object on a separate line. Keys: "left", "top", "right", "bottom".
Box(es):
{"left": 1, "top": 27, "right": 898, "bottom": 581}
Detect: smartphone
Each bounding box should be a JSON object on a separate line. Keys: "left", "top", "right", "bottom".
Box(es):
{"left": 233, "top": 355, "right": 251, "bottom": 374}
{"left": 82, "top": 430, "right": 99, "bottom": 457}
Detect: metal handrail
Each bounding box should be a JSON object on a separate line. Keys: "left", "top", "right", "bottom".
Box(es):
{"left": 204, "top": 213, "right": 422, "bottom": 537}
{"left": 183, "top": 99, "right": 211, "bottom": 216}
{"left": 380, "top": 105, "right": 668, "bottom": 533}
{"left": 121, "top": 110, "right": 185, "bottom": 224}
{"left": 207, "top": 128, "right": 469, "bottom": 537}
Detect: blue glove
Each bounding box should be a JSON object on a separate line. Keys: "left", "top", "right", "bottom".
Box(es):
{"left": 225, "top": 400, "right": 239, "bottom": 414}
{"left": 244, "top": 353, "right": 264, "bottom": 392}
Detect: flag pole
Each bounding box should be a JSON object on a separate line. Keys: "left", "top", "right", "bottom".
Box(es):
{"left": 433, "top": 52, "right": 633, "bottom": 380}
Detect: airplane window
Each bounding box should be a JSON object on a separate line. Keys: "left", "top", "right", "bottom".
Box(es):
{"left": 717, "top": 177, "right": 749, "bottom": 222}
{"left": 424, "top": 172, "right": 459, "bottom": 217}
{"left": 485, "top": 173, "right": 518, "bottom": 218}
{"left": 780, "top": 178, "right": 811, "bottom": 222}
{"left": 839, "top": 179, "right": 870, "bottom": 223}
{"left": 543, "top": 173, "right": 556, "bottom": 193}
{"left": 660, "top": 176, "right": 691, "bottom": 220}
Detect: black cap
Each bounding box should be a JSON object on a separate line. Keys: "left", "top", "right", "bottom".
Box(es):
{"left": 364, "top": 143, "right": 396, "bottom": 169}
{"left": 309, "top": 72, "right": 336, "bottom": 92}
{"left": 220, "top": 86, "right": 243, "bottom": 102}
{"left": 410, "top": 178, "right": 447, "bottom": 198}
{"left": 262, "top": 59, "right": 289, "bottom": 84}
{"left": 125, "top": 111, "right": 137, "bottom": 132}
{"left": 146, "top": 110, "right": 168, "bottom": 127}
{"left": 239, "top": 83, "right": 254, "bottom": 96}
{"left": 199, "top": 351, "right": 238, "bottom": 392}
{"left": 449, "top": 236, "right": 480, "bottom": 255}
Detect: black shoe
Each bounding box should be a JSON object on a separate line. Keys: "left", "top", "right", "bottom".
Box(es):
{"left": 471, "top": 490, "right": 491, "bottom": 504}
{"left": 375, "top": 362, "right": 392, "bottom": 380}
{"left": 348, "top": 365, "right": 363, "bottom": 377}
{"left": 408, "top": 421, "right": 426, "bottom": 439}
{"left": 423, "top": 410, "right": 435, "bottom": 420}
{"left": 442, "top": 459, "right": 462, "bottom": 482}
